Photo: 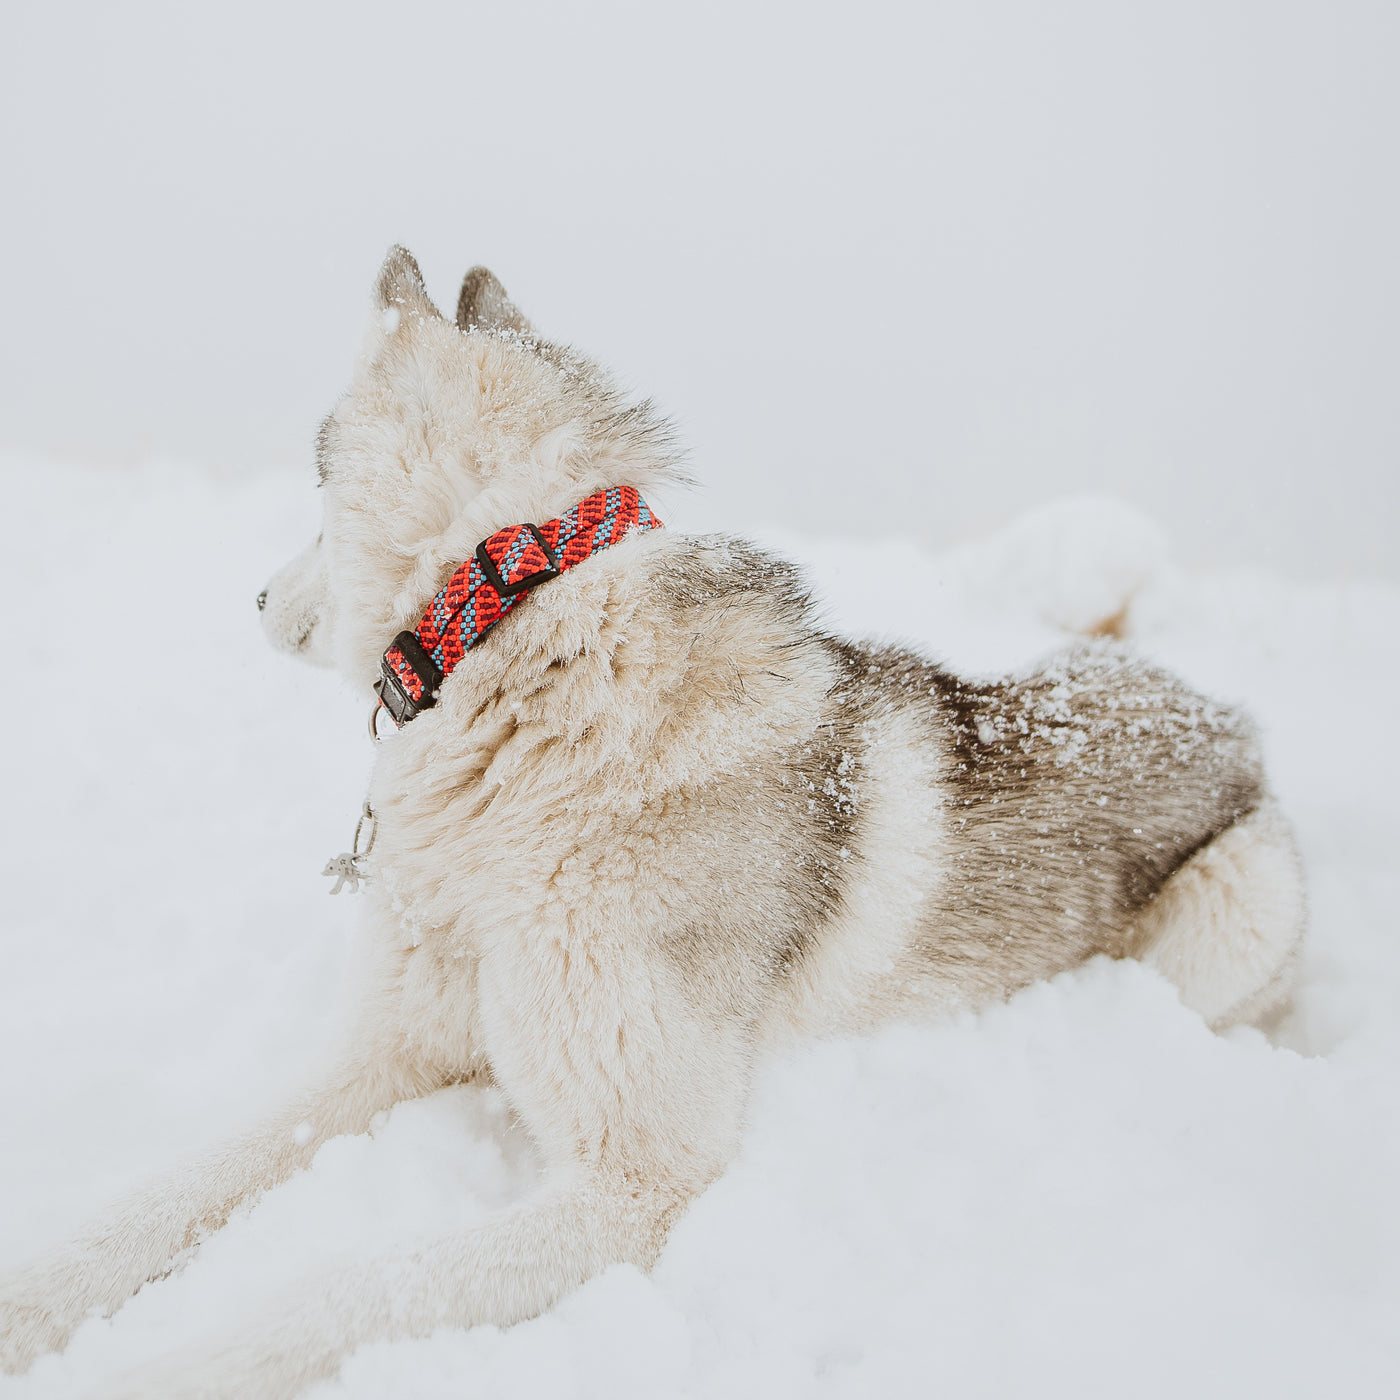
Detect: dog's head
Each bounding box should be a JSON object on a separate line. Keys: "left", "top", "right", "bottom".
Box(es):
{"left": 259, "top": 247, "right": 681, "bottom": 689}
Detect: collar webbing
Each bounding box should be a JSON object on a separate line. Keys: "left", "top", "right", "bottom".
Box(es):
{"left": 373, "top": 485, "right": 662, "bottom": 727}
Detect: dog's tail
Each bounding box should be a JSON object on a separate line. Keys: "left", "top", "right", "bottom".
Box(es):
{"left": 109, "top": 1178, "right": 680, "bottom": 1397}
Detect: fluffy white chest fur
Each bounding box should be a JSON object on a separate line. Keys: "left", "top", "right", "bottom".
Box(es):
{"left": 0, "top": 250, "right": 1305, "bottom": 1399}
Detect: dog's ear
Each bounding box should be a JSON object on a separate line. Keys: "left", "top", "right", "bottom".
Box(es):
{"left": 375, "top": 245, "right": 441, "bottom": 323}
{"left": 456, "top": 266, "right": 532, "bottom": 335}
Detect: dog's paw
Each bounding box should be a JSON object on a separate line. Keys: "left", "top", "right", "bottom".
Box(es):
{"left": 101, "top": 1354, "right": 235, "bottom": 1400}
{"left": 0, "top": 1284, "right": 72, "bottom": 1375}
{"left": 99, "top": 1329, "right": 321, "bottom": 1400}
{"left": 101, "top": 1364, "right": 211, "bottom": 1400}
{"left": 101, "top": 1355, "right": 299, "bottom": 1400}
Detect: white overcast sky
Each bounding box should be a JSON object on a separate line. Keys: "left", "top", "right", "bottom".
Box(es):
{"left": 2, "top": 0, "right": 1395, "bottom": 577}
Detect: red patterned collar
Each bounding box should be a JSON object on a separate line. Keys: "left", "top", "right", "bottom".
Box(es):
{"left": 372, "top": 486, "right": 663, "bottom": 729}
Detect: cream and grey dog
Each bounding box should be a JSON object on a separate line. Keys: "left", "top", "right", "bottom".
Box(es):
{"left": 0, "top": 249, "right": 1305, "bottom": 1397}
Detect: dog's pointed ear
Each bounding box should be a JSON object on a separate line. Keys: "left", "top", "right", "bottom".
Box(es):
{"left": 456, "top": 266, "right": 532, "bottom": 335}
{"left": 375, "top": 245, "right": 441, "bottom": 323}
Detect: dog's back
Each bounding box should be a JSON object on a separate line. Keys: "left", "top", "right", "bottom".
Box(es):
{"left": 602, "top": 535, "right": 1296, "bottom": 1041}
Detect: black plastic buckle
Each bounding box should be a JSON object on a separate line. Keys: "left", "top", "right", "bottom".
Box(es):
{"left": 373, "top": 630, "right": 444, "bottom": 727}
{"left": 475, "top": 524, "right": 561, "bottom": 597}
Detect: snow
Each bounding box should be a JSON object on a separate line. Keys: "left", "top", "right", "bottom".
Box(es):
{"left": 1, "top": 455, "right": 1398, "bottom": 1398}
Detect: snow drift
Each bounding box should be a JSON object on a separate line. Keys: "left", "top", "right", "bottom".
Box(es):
{"left": 0, "top": 457, "right": 1396, "bottom": 1399}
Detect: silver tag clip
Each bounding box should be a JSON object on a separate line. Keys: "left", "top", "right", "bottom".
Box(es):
{"left": 323, "top": 801, "right": 376, "bottom": 895}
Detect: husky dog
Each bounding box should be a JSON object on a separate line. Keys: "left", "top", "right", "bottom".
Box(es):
{"left": 0, "top": 249, "right": 1305, "bottom": 1398}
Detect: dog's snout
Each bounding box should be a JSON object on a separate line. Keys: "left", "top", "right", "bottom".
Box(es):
{"left": 256, "top": 589, "right": 268, "bottom": 613}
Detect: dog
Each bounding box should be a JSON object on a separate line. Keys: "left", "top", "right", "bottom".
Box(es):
{"left": 0, "top": 248, "right": 1306, "bottom": 1398}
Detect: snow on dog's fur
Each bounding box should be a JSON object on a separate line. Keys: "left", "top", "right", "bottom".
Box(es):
{"left": 0, "top": 249, "right": 1306, "bottom": 1398}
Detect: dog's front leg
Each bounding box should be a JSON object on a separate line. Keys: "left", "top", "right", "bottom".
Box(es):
{"left": 99, "top": 1174, "right": 684, "bottom": 1400}
{"left": 0, "top": 1041, "right": 434, "bottom": 1375}
{"left": 96, "top": 939, "right": 754, "bottom": 1398}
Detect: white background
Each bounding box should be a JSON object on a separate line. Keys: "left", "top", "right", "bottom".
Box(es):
{"left": 2, "top": 0, "right": 1396, "bottom": 575}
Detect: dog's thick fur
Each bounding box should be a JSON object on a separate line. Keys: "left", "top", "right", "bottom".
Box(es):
{"left": 0, "top": 250, "right": 1306, "bottom": 1397}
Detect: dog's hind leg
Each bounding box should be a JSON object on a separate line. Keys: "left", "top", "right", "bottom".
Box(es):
{"left": 0, "top": 1027, "right": 440, "bottom": 1375}
{"left": 1128, "top": 799, "right": 1307, "bottom": 1029}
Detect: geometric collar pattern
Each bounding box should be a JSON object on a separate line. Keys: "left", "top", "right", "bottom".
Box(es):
{"left": 373, "top": 485, "right": 662, "bottom": 728}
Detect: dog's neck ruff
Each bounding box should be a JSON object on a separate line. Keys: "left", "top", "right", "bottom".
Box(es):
{"left": 373, "top": 485, "right": 662, "bottom": 728}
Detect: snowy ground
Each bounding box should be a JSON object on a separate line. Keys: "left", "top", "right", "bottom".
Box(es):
{"left": 1, "top": 455, "right": 1397, "bottom": 1398}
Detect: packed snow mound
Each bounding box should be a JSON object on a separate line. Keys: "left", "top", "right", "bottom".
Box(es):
{"left": 939, "top": 494, "right": 1170, "bottom": 634}
{"left": 758, "top": 495, "right": 1168, "bottom": 678}
{"left": 0, "top": 455, "right": 1397, "bottom": 1399}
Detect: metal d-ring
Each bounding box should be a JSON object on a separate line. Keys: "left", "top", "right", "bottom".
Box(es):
{"left": 352, "top": 801, "right": 376, "bottom": 861}
{"left": 369, "top": 699, "right": 395, "bottom": 742}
